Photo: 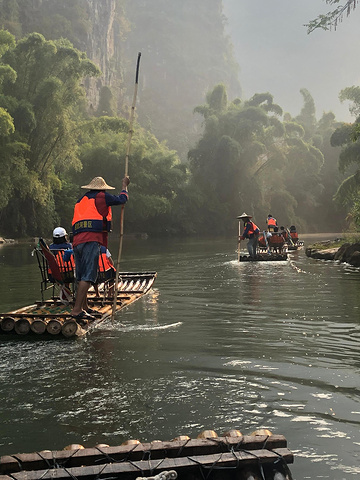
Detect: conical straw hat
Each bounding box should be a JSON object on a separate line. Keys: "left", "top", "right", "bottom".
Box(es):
{"left": 237, "top": 212, "right": 252, "bottom": 219}
{"left": 81, "top": 176, "right": 115, "bottom": 190}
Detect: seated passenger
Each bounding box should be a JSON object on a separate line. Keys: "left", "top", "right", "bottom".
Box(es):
{"left": 49, "top": 227, "right": 74, "bottom": 284}
{"left": 289, "top": 225, "right": 299, "bottom": 244}
{"left": 94, "top": 246, "right": 116, "bottom": 297}
{"left": 266, "top": 214, "right": 277, "bottom": 232}
{"left": 268, "top": 232, "right": 285, "bottom": 253}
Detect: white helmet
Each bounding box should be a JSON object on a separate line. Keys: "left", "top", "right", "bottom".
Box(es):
{"left": 53, "top": 227, "right": 67, "bottom": 238}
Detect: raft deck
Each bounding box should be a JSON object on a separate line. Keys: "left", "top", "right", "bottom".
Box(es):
{"left": 0, "top": 431, "right": 294, "bottom": 480}
{"left": 0, "top": 272, "right": 157, "bottom": 338}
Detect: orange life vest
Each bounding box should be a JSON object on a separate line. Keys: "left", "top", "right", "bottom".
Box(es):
{"left": 267, "top": 217, "right": 277, "bottom": 227}
{"left": 48, "top": 250, "right": 75, "bottom": 275}
{"left": 72, "top": 191, "right": 112, "bottom": 236}
{"left": 245, "top": 221, "right": 259, "bottom": 235}
{"left": 99, "top": 251, "right": 115, "bottom": 272}
{"left": 268, "top": 234, "right": 285, "bottom": 246}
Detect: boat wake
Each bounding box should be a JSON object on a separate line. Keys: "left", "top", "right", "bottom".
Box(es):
{"left": 289, "top": 259, "right": 308, "bottom": 274}
{"left": 119, "top": 321, "right": 183, "bottom": 332}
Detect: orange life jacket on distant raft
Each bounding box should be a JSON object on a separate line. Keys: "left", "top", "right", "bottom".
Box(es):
{"left": 72, "top": 191, "right": 112, "bottom": 236}
{"left": 268, "top": 234, "right": 285, "bottom": 247}
{"left": 267, "top": 217, "right": 277, "bottom": 227}
{"left": 246, "top": 221, "right": 260, "bottom": 235}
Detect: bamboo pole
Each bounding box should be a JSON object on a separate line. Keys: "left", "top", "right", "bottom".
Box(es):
{"left": 237, "top": 221, "right": 241, "bottom": 262}
{"left": 111, "top": 52, "right": 141, "bottom": 323}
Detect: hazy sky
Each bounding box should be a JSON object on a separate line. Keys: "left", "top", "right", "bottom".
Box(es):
{"left": 223, "top": 0, "right": 360, "bottom": 122}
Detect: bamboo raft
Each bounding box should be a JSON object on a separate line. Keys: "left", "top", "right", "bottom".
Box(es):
{"left": 0, "top": 429, "right": 294, "bottom": 480}
{"left": 240, "top": 253, "right": 288, "bottom": 262}
{"left": 0, "top": 272, "right": 157, "bottom": 338}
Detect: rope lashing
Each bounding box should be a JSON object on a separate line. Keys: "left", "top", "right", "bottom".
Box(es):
{"left": 94, "top": 446, "right": 117, "bottom": 464}
{"left": 148, "top": 457, "right": 166, "bottom": 476}
{"left": 174, "top": 437, "right": 191, "bottom": 456}
{"left": 272, "top": 449, "right": 295, "bottom": 480}
{"left": 36, "top": 451, "right": 59, "bottom": 470}
{"left": 136, "top": 469, "right": 178, "bottom": 480}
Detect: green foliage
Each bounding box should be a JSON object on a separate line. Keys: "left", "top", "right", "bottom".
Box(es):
{"left": 295, "top": 89, "right": 316, "bottom": 139}
{"left": 0, "top": 29, "right": 99, "bottom": 236}
{"left": 75, "top": 121, "right": 188, "bottom": 236}
{"left": 334, "top": 173, "right": 360, "bottom": 205}
{"left": 347, "top": 195, "right": 360, "bottom": 230}
{"left": 188, "top": 83, "right": 347, "bottom": 233}
{"left": 339, "top": 86, "right": 360, "bottom": 118}
{"left": 96, "top": 86, "right": 115, "bottom": 117}
{"left": 0, "top": 29, "right": 16, "bottom": 56}
{"left": 306, "top": 0, "right": 358, "bottom": 33}
{"left": 0, "top": 106, "right": 14, "bottom": 135}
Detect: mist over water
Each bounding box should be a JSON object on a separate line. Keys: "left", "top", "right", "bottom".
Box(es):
{"left": 223, "top": 0, "right": 360, "bottom": 121}
{"left": 0, "top": 236, "right": 360, "bottom": 479}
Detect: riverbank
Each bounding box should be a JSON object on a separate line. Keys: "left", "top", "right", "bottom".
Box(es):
{"left": 0, "top": 237, "right": 17, "bottom": 244}
{"left": 305, "top": 236, "right": 360, "bottom": 267}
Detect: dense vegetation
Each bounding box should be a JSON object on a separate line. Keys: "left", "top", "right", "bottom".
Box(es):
{"left": 187, "top": 85, "right": 346, "bottom": 233}
{"left": 0, "top": 1, "right": 357, "bottom": 238}
{"left": 0, "top": 30, "right": 188, "bottom": 237}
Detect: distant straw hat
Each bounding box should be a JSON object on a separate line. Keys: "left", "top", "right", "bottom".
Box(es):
{"left": 237, "top": 212, "right": 252, "bottom": 219}
{"left": 81, "top": 176, "right": 115, "bottom": 190}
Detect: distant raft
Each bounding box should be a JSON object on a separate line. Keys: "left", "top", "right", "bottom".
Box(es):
{"left": 0, "top": 429, "right": 294, "bottom": 480}
{"left": 240, "top": 253, "right": 288, "bottom": 262}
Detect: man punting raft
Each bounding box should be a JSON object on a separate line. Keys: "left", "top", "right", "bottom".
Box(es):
{"left": 69, "top": 175, "right": 130, "bottom": 325}
{"left": 0, "top": 176, "right": 157, "bottom": 338}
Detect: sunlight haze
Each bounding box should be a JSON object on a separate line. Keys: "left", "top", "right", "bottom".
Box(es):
{"left": 223, "top": 0, "right": 360, "bottom": 121}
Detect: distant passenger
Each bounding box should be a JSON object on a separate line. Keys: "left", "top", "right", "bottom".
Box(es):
{"left": 267, "top": 214, "right": 277, "bottom": 232}
{"left": 289, "top": 225, "right": 298, "bottom": 245}
{"left": 280, "top": 226, "right": 287, "bottom": 240}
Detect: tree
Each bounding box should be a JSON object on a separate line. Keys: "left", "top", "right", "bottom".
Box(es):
{"left": 0, "top": 30, "right": 100, "bottom": 236}
{"left": 306, "top": 0, "right": 358, "bottom": 33}
{"left": 330, "top": 85, "right": 360, "bottom": 229}
{"left": 188, "top": 85, "right": 290, "bottom": 233}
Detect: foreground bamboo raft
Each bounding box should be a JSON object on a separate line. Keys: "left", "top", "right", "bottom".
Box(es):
{"left": 0, "top": 429, "right": 294, "bottom": 480}
{"left": 0, "top": 272, "right": 157, "bottom": 338}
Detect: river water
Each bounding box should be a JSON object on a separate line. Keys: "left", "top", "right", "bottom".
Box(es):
{"left": 0, "top": 234, "right": 359, "bottom": 479}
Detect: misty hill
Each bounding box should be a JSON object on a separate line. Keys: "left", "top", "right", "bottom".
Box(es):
{"left": 124, "top": 0, "right": 241, "bottom": 158}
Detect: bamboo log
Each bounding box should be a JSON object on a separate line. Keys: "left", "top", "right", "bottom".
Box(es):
{"left": 1, "top": 317, "right": 15, "bottom": 332}
{"left": 14, "top": 318, "right": 31, "bottom": 335}
{"left": 61, "top": 319, "right": 79, "bottom": 338}
{"left": 46, "top": 319, "right": 62, "bottom": 335}
{"left": 30, "top": 319, "right": 48, "bottom": 335}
